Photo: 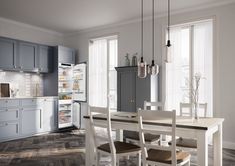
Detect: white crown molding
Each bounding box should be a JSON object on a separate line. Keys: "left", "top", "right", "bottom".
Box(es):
{"left": 64, "top": 0, "right": 235, "bottom": 37}
{"left": 0, "top": 17, "right": 64, "bottom": 37}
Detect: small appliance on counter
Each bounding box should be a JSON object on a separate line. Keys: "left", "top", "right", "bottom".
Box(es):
{"left": 0, "top": 83, "right": 10, "bottom": 97}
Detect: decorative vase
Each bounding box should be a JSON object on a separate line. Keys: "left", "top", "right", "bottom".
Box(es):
{"left": 125, "top": 54, "right": 130, "bottom": 66}
{"left": 193, "top": 103, "right": 199, "bottom": 120}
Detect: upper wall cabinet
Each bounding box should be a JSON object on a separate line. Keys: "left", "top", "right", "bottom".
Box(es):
{"left": 18, "top": 42, "right": 37, "bottom": 71}
{"left": 0, "top": 36, "right": 54, "bottom": 73}
{"left": 37, "top": 45, "right": 53, "bottom": 73}
{"left": 0, "top": 38, "right": 17, "bottom": 70}
{"left": 58, "top": 46, "right": 75, "bottom": 64}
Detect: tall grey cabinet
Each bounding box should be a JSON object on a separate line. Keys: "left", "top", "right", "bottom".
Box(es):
{"left": 116, "top": 66, "right": 151, "bottom": 112}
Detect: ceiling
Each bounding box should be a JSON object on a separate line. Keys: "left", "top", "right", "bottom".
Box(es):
{"left": 0, "top": 0, "right": 234, "bottom": 34}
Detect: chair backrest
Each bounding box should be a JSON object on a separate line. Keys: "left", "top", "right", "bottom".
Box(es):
{"left": 180, "top": 102, "right": 208, "bottom": 117}
{"left": 144, "top": 101, "right": 164, "bottom": 110}
{"left": 89, "top": 106, "right": 116, "bottom": 154}
{"left": 138, "top": 108, "right": 177, "bottom": 165}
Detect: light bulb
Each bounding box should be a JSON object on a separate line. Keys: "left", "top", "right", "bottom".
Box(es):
{"left": 165, "top": 40, "right": 172, "bottom": 63}
{"left": 138, "top": 57, "right": 147, "bottom": 78}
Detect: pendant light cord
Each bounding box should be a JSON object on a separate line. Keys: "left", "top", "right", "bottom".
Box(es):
{"left": 167, "top": 0, "right": 170, "bottom": 41}
{"left": 152, "top": 0, "right": 155, "bottom": 64}
{"left": 141, "top": 0, "right": 144, "bottom": 61}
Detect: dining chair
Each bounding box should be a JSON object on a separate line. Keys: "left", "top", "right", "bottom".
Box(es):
{"left": 125, "top": 101, "right": 164, "bottom": 145}
{"left": 138, "top": 108, "right": 191, "bottom": 166}
{"left": 175, "top": 102, "right": 208, "bottom": 149}
{"left": 89, "top": 106, "right": 142, "bottom": 166}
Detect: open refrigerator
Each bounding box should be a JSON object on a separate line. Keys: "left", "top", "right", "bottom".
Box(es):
{"left": 58, "top": 63, "right": 86, "bottom": 129}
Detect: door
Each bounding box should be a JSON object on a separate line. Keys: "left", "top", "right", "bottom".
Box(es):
{"left": 119, "top": 71, "right": 136, "bottom": 112}
{"left": 73, "top": 63, "right": 87, "bottom": 101}
{"left": 72, "top": 102, "right": 80, "bottom": 128}
{"left": 38, "top": 45, "right": 53, "bottom": 73}
{"left": 18, "top": 42, "right": 37, "bottom": 71}
{"left": 0, "top": 38, "right": 17, "bottom": 70}
{"left": 22, "top": 107, "right": 42, "bottom": 135}
{"left": 42, "top": 99, "right": 56, "bottom": 132}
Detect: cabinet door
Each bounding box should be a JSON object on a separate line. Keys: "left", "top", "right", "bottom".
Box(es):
{"left": 136, "top": 75, "right": 151, "bottom": 109}
{"left": 118, "top": 71, "right": 136, "bottom": 112}
{"left": 58, "top": 46, "right": 75, "bottom": 64}
{"left": 0, "top": 38, "right": 17, "bottom": 70}
{"left": 38, "top": 45, "right": 53, "bottom": 73}
{"left": 22, "top": 107, "right": 42, "bottom": 135}
{"left": 18, "top": 42, "right": 37, "bottom": 71}
{"left": 42, "top": 99, "right": 56, "bottom": 132}
{"left": 72, "top": 102, "right": 80, "bottom": 128}
{"left": 0, "top": 122, "right": 19, "bottom": 140}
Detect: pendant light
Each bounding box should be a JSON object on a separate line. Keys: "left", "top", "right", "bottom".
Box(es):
{"left": 138, "top": 0, "right": 147, "bottom": 78}
{"left": 165, "top": 0, "right": 172, "bottom": 63}
{"left": 148, "top": 0, "right": 159, "bottom": 75}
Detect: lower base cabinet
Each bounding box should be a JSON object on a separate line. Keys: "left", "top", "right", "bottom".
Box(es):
{"left": 0, "top": 97, "right": 58, "bottom": 142}
{"left": 0, "top": 122, "right": 19, "bottom": 140}
{"left": 21, "top": 107, "right": 42, "bottom": 135}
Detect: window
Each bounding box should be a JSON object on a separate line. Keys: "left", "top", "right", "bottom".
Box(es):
{"left": 164, "top": 20, "right": 213, "bottom": 117}
{"left": 89, "top": 36, "right": 118, "bottom": 110}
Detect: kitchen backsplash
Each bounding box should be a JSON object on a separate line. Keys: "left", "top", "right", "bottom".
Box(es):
{"left": 0, "top": 71, "right": 43, "bottom": 97}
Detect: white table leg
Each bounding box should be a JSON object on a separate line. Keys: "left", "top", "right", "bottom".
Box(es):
{"left": 116, "top": 129, "right": 123, "bottom": 141}
{"left": 85, "top": 119, "right": 95, "bottom": 166}
{"left": 213, "top": 123, "right": 223, "bottom": 166}
{"left": 197, "top": 130, "right": 208, "bottom": 166}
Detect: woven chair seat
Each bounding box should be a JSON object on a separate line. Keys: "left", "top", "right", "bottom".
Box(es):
{"left": 147, "top": 149, "right": 191, "bottom": 164}
{"left": 97, "top": 141, "right": 141, "bottom": 154}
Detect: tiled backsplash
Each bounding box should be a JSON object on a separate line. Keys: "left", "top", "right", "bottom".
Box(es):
{"left": 0, "top": 71, "right": 43, "bottom": 97}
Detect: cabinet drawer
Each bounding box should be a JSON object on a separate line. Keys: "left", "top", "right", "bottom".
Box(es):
{"left": 0, "top": 109, "right": 19, "bottom": 122}
{"left": 0, "top": 99, "right": 20, "bottom": 108}
{"left": 21, "top": 99, "right": 43, "bottom": 106}
{"left": 0, "top": 122, "right": 19, "bottom": 140}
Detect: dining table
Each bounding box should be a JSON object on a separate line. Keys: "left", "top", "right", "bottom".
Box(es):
{"left": 84, "top": 112, "right": 224, "bottom": 166}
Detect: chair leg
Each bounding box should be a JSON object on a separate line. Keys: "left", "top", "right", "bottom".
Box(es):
{"left": 137, "top": 152, "right": 141, "bottom": 166}
{"left": 111, "top": 154, "right": 116, "bottom": 166}
{"left": 116, "top": 156, "right": 119, "bottom": 166}
{"left": 96, "top": 152, "right": 100, "bottom": 166}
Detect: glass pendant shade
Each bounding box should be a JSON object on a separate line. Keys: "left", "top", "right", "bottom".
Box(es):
{"left": 138, "top": 57, "right": 147, "bottom": 78}
{"left": 148, "top": 60, "right": 159, "bottom": 75}
{"left": 165, "top": 40, "right": 172, "bottom": 63}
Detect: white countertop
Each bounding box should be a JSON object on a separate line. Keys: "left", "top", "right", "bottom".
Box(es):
{"left": 0, "top": 96, "right": 58, "bottom": 100}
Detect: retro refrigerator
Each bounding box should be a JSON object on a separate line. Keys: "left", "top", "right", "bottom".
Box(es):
{"left": 58, "top": 62, "right": 86, "bottom": 129}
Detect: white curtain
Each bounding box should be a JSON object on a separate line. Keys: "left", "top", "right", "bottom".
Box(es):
{"left": 165, "top": 20, "right": 213, "bottom": 117}
{"left": 193, "top": 21, "right": 213, "bottom": 117}
{"left": 89, "top": 39, "right": 107, "bottom": 107}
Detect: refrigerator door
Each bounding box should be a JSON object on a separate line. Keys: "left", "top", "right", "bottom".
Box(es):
{"left": 72, "top": 102, "right": 80, "bottom": 128}
{"left": 73, "top": 63, "right": 87, "bottom": 102}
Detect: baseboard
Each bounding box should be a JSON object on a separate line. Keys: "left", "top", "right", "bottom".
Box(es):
{"left": 223, "top": 141, "right": 235, "bottom": 150}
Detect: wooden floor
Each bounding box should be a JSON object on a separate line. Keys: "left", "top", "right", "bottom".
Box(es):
{"left": 0, "top": 130, "right": 235, "bottom": 166}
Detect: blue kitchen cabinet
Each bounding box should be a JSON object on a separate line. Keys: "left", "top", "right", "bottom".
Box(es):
{"left": 37, "top": 45, "right": 53, "bottom": 73}
{"left": 0, "top": 37, "right": 17, "bottom": 70}
{"left": 18, "top": 42, "right": 38, "bottom": 71}
{"left": 58, "top": 46, "right": 75, "bottom": 64}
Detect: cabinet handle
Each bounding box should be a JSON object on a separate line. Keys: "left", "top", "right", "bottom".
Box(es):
{"left": 5, "top": 109, "right": 8, "bottom": 112}
{"left": 16, "top": 124, "right": 18, "bottom": 133}
{"left": 16, "top": 111, "right": 19, "bottom": 118}
{"left": 5, "top": 122, "right": 8, "bottom": 126}
{"left": 40, "top": 109, "right": 42, "bottom": 129}
{"left": 5, "top": 100, "right": 8, "bottom": 103}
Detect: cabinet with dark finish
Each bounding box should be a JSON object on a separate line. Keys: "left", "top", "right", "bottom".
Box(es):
{"left": 18, "top": 42, "right": 37, "bottom": 71}
{"left": 37, "top": 45, "right": 53, "bottom": 73}
{"left": 58, "top": 46, "right": 75, "bottom": 64}
{"left": 116, "top": 66, "right": 151, "bottom": 112}
{"left": 0, "top": 37, "right": 17, "bottom": 70}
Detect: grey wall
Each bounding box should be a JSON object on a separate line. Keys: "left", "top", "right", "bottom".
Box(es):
{"left": 64, "top": 3, "right": 235, "bottom": 149}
